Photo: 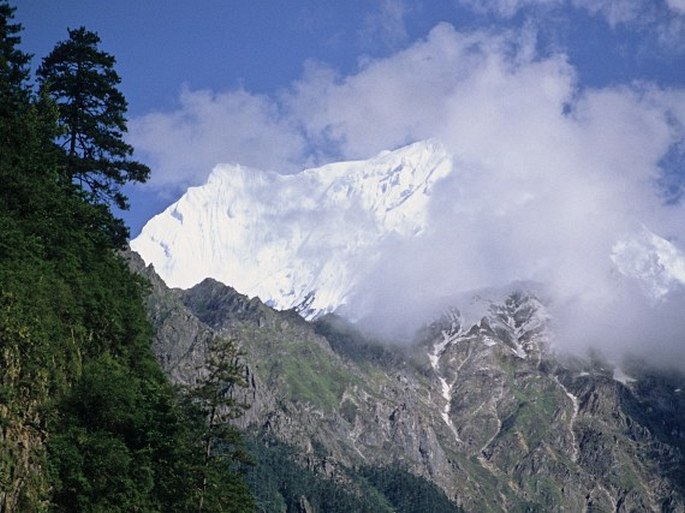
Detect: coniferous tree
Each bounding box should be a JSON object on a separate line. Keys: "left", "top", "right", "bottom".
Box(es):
{"left": 36, "top": 26, "right": 149, "bottom": 211}
{"left": 0, "top": 2, "right": 29, "bottom": 105}
{"left": 0, "top": 7, "right": 257, "bottom": 512}
{"left": 186, "top": 336, "right": 254, "bottom": 513}
{"left": 0, "top": 1, "right": 31, "bottom": 153}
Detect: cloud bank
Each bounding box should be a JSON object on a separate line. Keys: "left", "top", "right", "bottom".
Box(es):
{"left": 130, "top": 23, "right": 685, "bottom": 364}
{"left": 129, "top": 87, "right": 309, "bottom": 188}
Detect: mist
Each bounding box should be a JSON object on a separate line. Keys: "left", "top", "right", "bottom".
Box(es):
{"left": 341, "top": 74, "right": 685, "bottom": 360}
{"left": 131, "top": 23, "right": 685, "bottom": 365}
{"left": 327, "top": 27, "right": 685, "bottom": 363}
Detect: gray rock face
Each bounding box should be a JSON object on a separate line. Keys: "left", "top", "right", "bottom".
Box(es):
{"left": 128, "top": 251, "right": 685, "bottom": 512}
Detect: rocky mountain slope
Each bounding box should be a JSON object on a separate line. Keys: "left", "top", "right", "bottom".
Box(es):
{"left": 128, "top": 252, "right": 685, "bottom": 512}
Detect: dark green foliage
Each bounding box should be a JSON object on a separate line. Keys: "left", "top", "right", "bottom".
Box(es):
{"left": 244, "top": 436, "right": 462, "bottom": 513}
{"left": 0, "top": 6, "right": 254, "bottom": 511}
{"left": 313, "top": 314, "right": 407, "bottom": 369}
{"left": 37, "top": 26, "right": 149, "bottom": 211}
{"left": 359, "top": 466, "right": 464, "bottom": 513}
{"left": 182, "top": 336, "right": 255, "bottom": 513}
{"left": 48, "top": 351, "right": 255, "bottom": 513}
{"left": 245, "top": 437, "right": 389, "bottom": 513}
{"left": 50, "top": 355, "right": 153, "bottom": 511}
{"left": 0, "top": 1, "right": 30, "bottom": 121}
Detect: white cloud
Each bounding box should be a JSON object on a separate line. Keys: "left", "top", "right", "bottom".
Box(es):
{"left": 128, "top": 86, "right": 308, "bottom": 190}
{"left": 329, "top": 31, "right": 684, "bottom": 357}
{"left": 291, "top": 24, "right": 685, "bottom": 360}
{"left": 456, "top": 0, "right": 685, "bottom": 51}
{"left": 571, "top": 0, "right": 649, "bottom": 26}
{"left": 285, "top": 24, "right": 556, "bottom": 160}
{"left": 656, "top": 12, "right": 685, "bottom": 51}
{"left": 360, "top": 0, "right": 411, "bottom": 49}
{"left": 130, "top": 22, "right": 685, "bottom": 363}
{"left": 570, "top": 0, "right": 685, "bottom": 52}
{"left": 456, "top": 0, "right": 650, "bottom": 24}
{"left": 456, "top": 0, "right": 561, "bottom": 17}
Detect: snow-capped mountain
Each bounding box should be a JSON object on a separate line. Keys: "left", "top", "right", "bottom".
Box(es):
{"left": 132, "top": 139, "right": 685, "bottom": 321}
{"left": 611, "top": 225, "right": 685, "bottom": 301}
{"left": 131, "top": 140, "right": 452, "bottom": 317}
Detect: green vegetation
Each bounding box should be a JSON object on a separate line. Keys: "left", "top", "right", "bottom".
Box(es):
{"left": 245, "top": 435, "right": 464, "bottom": 513}
{"left": 245, "top": 437, "right": 387, "bottom": 513}
{"left": 276, "top": 340, "right": 352, "bottom": 410}
{"left": 225, "top": 321, "right": 358, "bottom": 412}
{"left": 183, "top": 335, "right": 254, "bottom": 513}
{"left": 314, "top": 314, "right": 407, "bottom": 370}
{"left": 0, "top": 4, "right": 253, "bottom": 511}
{"left": 358, "top": 465, "right": 464, "bottom": 513}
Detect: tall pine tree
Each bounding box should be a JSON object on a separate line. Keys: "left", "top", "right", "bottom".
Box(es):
{"left": 0, "top": 1, "right": 31, "bottom": 152}
{"left": 37, "top": 27, "right": 149, "bottom": 212}
{"left": 0, "top": 1, "right": 29, "bottom": 104}
{"left": 186, "top": 336, "right": 254, "bottom": 513}
{"left": 1, "top": 7, "right": 257, "bottom": 511}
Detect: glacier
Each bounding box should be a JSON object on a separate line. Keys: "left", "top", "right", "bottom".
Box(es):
{"left": 131, "top": 140, "right": 452, "bottom": 318}
{"left": 131, "top": 139, "right": 685, "bottom": 322}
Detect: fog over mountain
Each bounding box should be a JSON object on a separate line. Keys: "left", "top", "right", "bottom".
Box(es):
{"left": 130, "top": 24, "right": 685, "bottom": 366}
{"left": 132, "top": 132, "right": 685, "bottom": 366}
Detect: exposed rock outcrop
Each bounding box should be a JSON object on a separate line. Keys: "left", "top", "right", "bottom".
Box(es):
{"left": 128, "top": 251, "right": 685, "bottom": 512}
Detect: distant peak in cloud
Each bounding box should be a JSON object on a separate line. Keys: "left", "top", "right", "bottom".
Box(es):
{"left": 131, "top": 139, "right": 452, "bottom": 315}
{"left": 133, "top": 134, "right": 685, "bottom": 365}
{"left": 611, "top": 226, "right": 685, "bottom": 301}
{"left": 128, "top": 18, "right": 685, "bottom": 366}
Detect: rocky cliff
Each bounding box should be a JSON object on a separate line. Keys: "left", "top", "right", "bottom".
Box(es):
{"left": 128, "top": 252, "right": 685, "bottom": 512}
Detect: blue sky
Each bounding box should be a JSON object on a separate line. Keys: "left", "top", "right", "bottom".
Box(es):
{"left": 14, "top": 0, "right": 685, "bottom": 236}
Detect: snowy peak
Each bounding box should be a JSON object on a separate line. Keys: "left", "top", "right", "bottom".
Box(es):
{"left": 307, "top": 139, "right": 450, "bottom": 232}
{"left": 131, "top": 140, "right": 452, "bottom": 317}
{"left": 611, "top": 225, "right": 685, "bottom": 300}
{"left": 132, "top": 138, "right": 685, "bottom": 325}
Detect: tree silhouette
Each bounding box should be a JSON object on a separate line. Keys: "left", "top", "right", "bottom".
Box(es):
{"left": 37, "top": 27, "right": 149, "bottom": 210}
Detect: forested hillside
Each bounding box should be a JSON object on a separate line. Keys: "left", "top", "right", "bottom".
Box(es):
{"left": 0, "top": 4, "right": 254, "bottom": 511}
{"left": 0, "top": 6, "right": 467, "bottom": 512}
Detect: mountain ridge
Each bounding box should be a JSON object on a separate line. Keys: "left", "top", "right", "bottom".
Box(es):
{"left": 131, "top": 139, "right": 452, "bottom": 318}
{"left": 128, "top": 137, "right": 685, "bottom": 509}
{"left": 128, "top": 250, "right": 685, "bottom": 511}
{"left": 132, "top": 139, "right": 685, "bottom": 334}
